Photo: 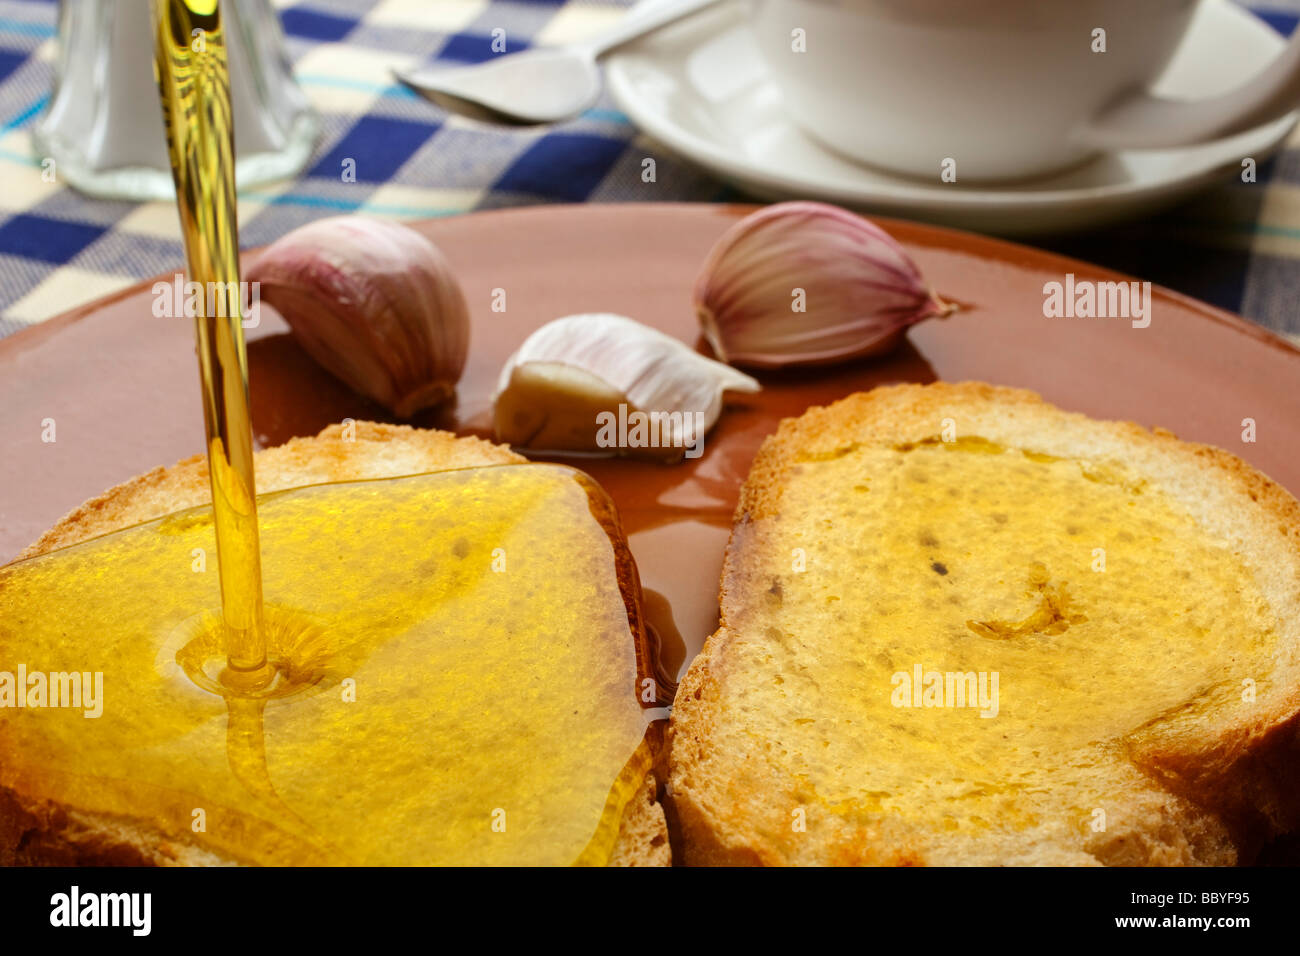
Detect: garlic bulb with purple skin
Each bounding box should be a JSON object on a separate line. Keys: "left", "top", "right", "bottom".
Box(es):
{"left": 693, "top": 202, "right": 956, "bottom": 369}
{"left": 246, "top": 216, "right": 469, "bottom": 418}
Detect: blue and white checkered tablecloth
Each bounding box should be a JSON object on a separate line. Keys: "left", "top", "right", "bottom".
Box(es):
{"left": 0, "top": 0, "right": 1298, "bottom": 340}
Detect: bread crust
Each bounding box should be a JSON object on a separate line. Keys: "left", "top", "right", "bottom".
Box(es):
{"left": 6, "top": 421, "right": 669, "bottom": 867}
{"left": 669, "top": 382, "right": 1300, "bottom": 866}
{"left": 21, "top": 422, "right": 523, "bottom": 559}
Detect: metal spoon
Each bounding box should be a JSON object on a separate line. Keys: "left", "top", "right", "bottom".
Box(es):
{"left": 393, "top": 0, "right": 722, "bottom": 125}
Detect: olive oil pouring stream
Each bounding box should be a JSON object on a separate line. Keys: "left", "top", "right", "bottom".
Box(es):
{"left": 153, "top": 0, "right": 270, "bottom": 693}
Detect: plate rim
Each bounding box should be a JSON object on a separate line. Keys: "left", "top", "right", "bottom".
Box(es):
{"left": 2, "top": 201, "right": 1297, "bottom": 361}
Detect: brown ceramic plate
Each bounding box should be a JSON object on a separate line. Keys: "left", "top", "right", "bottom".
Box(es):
{"left": 2, "top": 202, "right": 1299, "bottom": 685}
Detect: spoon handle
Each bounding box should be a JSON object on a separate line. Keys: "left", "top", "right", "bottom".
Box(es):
{"left": 583, "top": 0, "right": 723, "bottom": 57}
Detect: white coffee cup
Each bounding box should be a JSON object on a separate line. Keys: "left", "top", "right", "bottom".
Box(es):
{"left": 750, "top": 0, "right": 1300, "bottom": 181}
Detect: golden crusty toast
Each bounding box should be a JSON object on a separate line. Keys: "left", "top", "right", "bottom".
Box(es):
{"left": 4, "top": 421, "right": 669, "bottom": 867}
{"left": 669, "top": 382, "right": 1300, "bottom": 866}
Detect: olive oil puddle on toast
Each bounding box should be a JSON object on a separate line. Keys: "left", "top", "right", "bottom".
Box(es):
{"left": 739, "top": 436, "right": 1280, "bottom": 831}
{"left": 0, "top": 464, "right": 665, "bottom": 865}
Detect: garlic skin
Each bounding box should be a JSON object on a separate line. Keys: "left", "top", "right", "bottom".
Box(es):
{"left": 694, "top": 201, "right": 954, "bottom": 369}
{"left": 247, "top": 216, "right": 469, "bottom": 418}
{"left": 494, "top": 313, "right": 759, "bottom": 461}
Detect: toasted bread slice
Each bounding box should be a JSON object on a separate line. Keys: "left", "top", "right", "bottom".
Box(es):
{"left": 669, "top": 382, "right": 1300, "bottom": 866}
{"left": 6, "top": 421, "right": 669, "bottom": 867}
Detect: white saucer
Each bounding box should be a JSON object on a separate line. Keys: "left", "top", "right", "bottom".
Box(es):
{"left": 605, "top": 0, "right": 1298, "bottom": 235}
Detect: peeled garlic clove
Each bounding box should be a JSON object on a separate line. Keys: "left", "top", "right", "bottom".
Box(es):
{"left": 246, "top": 215, "right": 469, "bottom": 418}
{"left": 694, "top": 201, "right": 955, "bottom": 369}
{"left": 494, "top": 313, "right": 759, "bottom": 461}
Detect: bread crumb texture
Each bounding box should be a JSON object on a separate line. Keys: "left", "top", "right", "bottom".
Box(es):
{"left": 670, "top": 382, "right": 1300, "bottom": 866}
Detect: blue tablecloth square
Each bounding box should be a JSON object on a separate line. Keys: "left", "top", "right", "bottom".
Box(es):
{"left": 307, "top": 114, "right": 442, "bottom": 184}
{"left": 1247, "top": 7, "right": 1299, "bottom": 33}
{"left": 0, "top": 214, "right": 106, "bottom": 265}
{"left": 438, "top": 31, "right": 534, "bottom": 63}
{"left": 0, "top": 47, "right": 26, "bottom": 83}
{"left": 494, "top": 132, "right": 629, "bottom": 202}
{"left": 279, "top": 5, "right": 360, "bottom": 43}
